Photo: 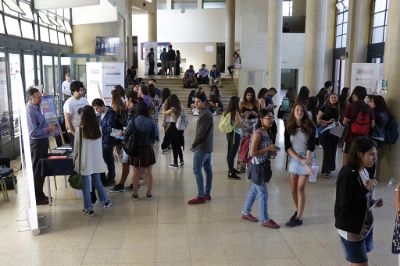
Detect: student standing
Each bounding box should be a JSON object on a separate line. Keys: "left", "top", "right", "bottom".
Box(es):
{"left": 74, "top": 106, "right": 112, "bottom": 216}
{"left": 188, "top": 92, "right": 214, "bottom": 204}
{"left": 241, "top": 110, "right": 280, "bottom": 229}
{"left": 284, "top": 103, "right": 316, "bottom": 227}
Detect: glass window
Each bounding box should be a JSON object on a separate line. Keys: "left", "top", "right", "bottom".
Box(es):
{"left": 58, "top": 31, "right": 65, "bottom": 45}
{"left": 5, "top": 16, "right": 21, "bottom": 36}
{"left": 49, "top": 29, "right": 58, "bottom": 44}
{"left": 0, "top": 52, "right": 12, "bottom": 144}
{"left": 371, "top": 0, "right": 388, "bottom": 43}
{"left": 40, "top": 26, "right": 49, "bottom": 42}
{"left": 0, "top": 14, "right": 5, "bottom": 34}
{"left": 21, "top": 20, "right": 34, "bottom": 39}
{"left": 157, "top": 0, "right": 167, "bottom": 9}
{"left": 56, "top": 9, "right": 64, "bottom": 17}
{"left": 23, "top": 54, "right": 35, "bottom": 88}
{"left": 374, "top": 0, "right": 387, "bottom": 12}
{"left": 56, "top": 18, "right": 66, "bottom": 32}
{"left": 38, "top": 11, "right": 51, "bottom": 25}
{"left": 3, "top": 0, "right": 24, "bottom": 16}
{"left": 372, "top": 26, "right": 384, "bottom": 43}
{"left": 336, "top": 36, "right": 342, "bottom": 48}
{"left": 64, "top": 9, "right": 70, "bottom": 20}
{"left": 34, "top": 22, "right": 39, "bottom": 40}
{"left": 335, "top": 0, "right": 348, "bottom": 48}
{"left": 20, "top": 2, "right": 33, "bottom": 20}
{"left": 282, "top": 0, "right": 293, "bottom": 16}
{"left": 373, "top": 11, "right": 385, "bottom": 27}
{"left": 341, "top": 34, "right": 347, "bottom": 47}
{"left": 203, "top": 0, "right": 226, "bottom": 9}
{"left": 172, "top": 0, "right": 197, "bottom": 9}
{"left": 65, "top": 34, "right": 72, "bottom": 46}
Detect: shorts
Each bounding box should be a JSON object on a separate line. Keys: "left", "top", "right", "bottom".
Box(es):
{"left": 128, "top": 145, "right": 156, "bottom": 168}
{"left": 121, "top": 149, "right": 129, "bottom": 164}
{"left": 288, "top": 151, "right": 309, "bottom": 176}
{"left": 340, "top": 229, "right": 373, "bottom": 264}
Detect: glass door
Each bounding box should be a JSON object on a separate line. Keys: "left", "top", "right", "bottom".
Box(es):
{"left": 0, "top": 52, "right": 12, "bottom": 157}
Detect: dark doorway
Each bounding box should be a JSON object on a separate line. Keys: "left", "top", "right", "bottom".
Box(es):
{"left": 281, "top": 69, "right": 298, "bottom": 93}
{"left": 132, "top": 36, "right": 138, "bottom": 69}
{"left": 216, "top": 43, "right": 225, "bottom": 73}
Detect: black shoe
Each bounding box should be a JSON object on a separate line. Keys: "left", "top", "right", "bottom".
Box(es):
{"left": 36, "top": 198, "right": 49, "bottom": 205}
{"left": 82, "top": 209, "right": 95, "bottom": 217}
{"left": 168, "top": 163, "right": 179, "bottom": 168}
{"left": 179, "top": 161, "right": 184, "bottom": 166}
{"left": 104, "top": 179, "right": 116, "bottom": 187}
{"left": 286, "top": 217, "right": 303, "bottom": 227}
{"left": 146, "top": 193, "right": 153, "bottom": 200}
{"left": 132, "top": 194, "right": 139, "bottom": 201}
{"left": 290, "top": 211, "right": 297, "bottom": 221}
{"left": 126, "top": 184, "right": 133, "bottom": 191}
{"left": 110, "top": 184, "right": 126, "bottom": 193}
{"left": 233, "top": 169, "right": 241, "bottom": 175}
{"left": 228, "top": 172, "right": 241, "bottom": 180}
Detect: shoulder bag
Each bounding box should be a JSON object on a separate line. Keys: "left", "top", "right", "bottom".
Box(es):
{"left": 68, "top": 128, "right": 84, "bottom": 190}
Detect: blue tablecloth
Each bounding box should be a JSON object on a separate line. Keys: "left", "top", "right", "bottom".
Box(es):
{"left": 40, "top": 158, "right": 75, "bottom": 177}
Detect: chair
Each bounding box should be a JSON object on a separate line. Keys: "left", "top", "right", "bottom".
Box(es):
{"left": 0, "top": 158, "right": 17, "bottom": 197}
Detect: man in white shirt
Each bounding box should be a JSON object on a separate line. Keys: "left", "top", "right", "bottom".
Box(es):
{"left": 63, "top": 80, "right": 89, "bottom": 144}
{"left": 62, "top": 73, "right": 73, "bottom": 100}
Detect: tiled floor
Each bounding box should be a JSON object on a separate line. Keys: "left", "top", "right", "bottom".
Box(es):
{"left": 0, "top": 117, "right": 398, "bottom": 265}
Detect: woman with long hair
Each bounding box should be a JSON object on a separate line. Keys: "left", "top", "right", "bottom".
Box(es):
{"left": 241, "top": 109, "right": 279, "bottom": 229}
{"left": 317, "top": 93, "right": 340, "bottom": 176}
{"left": 296, "top": 86, "right": 310, "bottom": 108}
{"left": 111, "top": 88, "right": 127, "bottom": 129}
{"left": 224, "top": 96, "right": 243, "bottom": 179}
{"left": 367, "top": 95, "right": 391, "bottom": 148}
{"left": 284, "top": 103, "right": 315, "bottom": 227}
{"left": 257, "top": 88, "right": 268, "bottom": 111}
{"left": 164, "top": 94, "right": 185, "bottom": 168}
{"left": 74, "top": 105, "right": 112, "bottom": 216}
{"left": 175, "top": 50, "right": 181, "bottom": 76}
{"left": 335, "top": 137, "right": 383, "bottom": 265}
{"left": 130, "top": 101, "right": 156, "bottom": 200}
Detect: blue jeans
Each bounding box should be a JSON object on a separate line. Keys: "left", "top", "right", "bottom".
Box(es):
{"left": 242, "top": 182, "right": 269, "bottom": 221}
{"left": 102, "top": 144, "right": 115, "bottom": 182}
{"left": 193, "top": 151, "right": 213, "bottom": 198}
{"left": 82, "top": 173, "right": 110, "bottom": 211}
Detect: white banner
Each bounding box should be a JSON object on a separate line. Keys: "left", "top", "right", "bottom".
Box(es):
{"left": 351, "top": 63, "right": 384, "bottom": 95}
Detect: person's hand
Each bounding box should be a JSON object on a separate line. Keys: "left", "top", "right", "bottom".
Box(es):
{"left": 47, "top": 124, "right": 57, "bottom": 133}
{"left": 116, "top": 131, "right": 124, "bottom": 136}
{"left": 267, "top": 144, "right": 277, "bottom": 153}
{"left": 191, "top": 147, "right": 195, "bottom": 152}
{"left": 365, "top": 179, "right": 377, "bottom": 191}
{"left": 375, "top": 198, "right": 384, "bottom": 208}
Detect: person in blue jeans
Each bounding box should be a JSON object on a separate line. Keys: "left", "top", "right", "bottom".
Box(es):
{"left": 241, "top": 109, "right": 280, "bottom": 229}
{"left": 188, "top": 92, "right": 214, "bottom": 204}
{"left": 92, "top": 98, "right": 117, "bottom": 186}
{"left": 73, "top": 105, "right": 112, "bottom": 216}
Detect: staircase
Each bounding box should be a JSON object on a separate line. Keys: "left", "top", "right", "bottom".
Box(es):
{"left": 142, "top": 76, "right": 238, "bottom": 112}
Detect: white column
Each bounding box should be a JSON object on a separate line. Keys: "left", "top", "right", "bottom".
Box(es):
{"left": 344, "top": 0, "right": 371, "bottom": 87}
{"left": 267, "top": 0, "right": 282, "bottom": 91}
{"left": 378, "top": 0, "right": 400, "bottom": 181}
{"left": 303, "top": 0, "right": 328, "bottom": 94}
{"left": 197, "top": 0, "right": 203, "bottom": 9}
{"left": 166, "top": 0, "right": 172, "bottom": 9}
{"left": 148, "top": 4, "right": 157, "bottom": 42}
{"left": 125, "top": 0, "right": 133, "bottom": 68}
{"left": 224, "top": 0, "right": 235, "bottom": 73}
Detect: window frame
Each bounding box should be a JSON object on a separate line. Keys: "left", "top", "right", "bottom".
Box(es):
{"left": 370, "top": 0, "right": 389, "bottom": 44}
{"left": 335, "top": 0, "right": 349, "bottom": 49}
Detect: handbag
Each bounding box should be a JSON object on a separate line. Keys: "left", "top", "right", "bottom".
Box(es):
{"left": 68, "top": 128, "right": 84, "bottom": 190}
{"left": 392, "top": 214, "right": 400, "bottom": 254}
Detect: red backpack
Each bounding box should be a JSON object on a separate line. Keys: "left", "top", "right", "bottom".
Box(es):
{"left": 350, "top": 111, "right": 370, "bottom": 136}
{"left": 239, "top": 135, "right": 251, "bottom": 163}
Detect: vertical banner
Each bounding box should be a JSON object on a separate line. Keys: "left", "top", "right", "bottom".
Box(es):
{"left": 143, "top": 42, "right": 158, "bottom": 75}
{"left": 12, "top": 71, "right": 39, "bottom": 235}
{"left": 41, "top": 95, "right": 61, "bottom": 132}
{"left": 86, "top": 62, "right": 124, "bottom": 106}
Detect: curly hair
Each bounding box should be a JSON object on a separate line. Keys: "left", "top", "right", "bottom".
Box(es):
{"left": 286, "top": 103, "right": 315, "bottom": 136}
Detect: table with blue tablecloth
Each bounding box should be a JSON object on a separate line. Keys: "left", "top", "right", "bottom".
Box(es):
{"left": 40, "top": 158, "right": 74, "bottom": 205}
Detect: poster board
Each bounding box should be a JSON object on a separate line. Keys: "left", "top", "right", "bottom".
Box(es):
{"left": 351, "top": 63, "right": 384, "bottom": 94}
{"left": 86, "top": 62, "right": 124, "bottom": 106}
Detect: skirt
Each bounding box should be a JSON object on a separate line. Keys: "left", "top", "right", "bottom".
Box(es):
{"left": 128, "top": 145, "right": 156, "bottom": 168}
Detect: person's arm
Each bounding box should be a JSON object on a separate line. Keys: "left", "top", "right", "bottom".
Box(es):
{"left": 26, "top": 111, "right": 51, "bottom": 138}
{"left": 259, "top": 99, "right": 266, "bottom": 110}
{"left": 104, "top": 111, "right": 117, "bottom": 137}
{"left": 342, "top": 104, "right": 352, "bottom": 126}
{"left": 249, "top": 131, "right": 275, "bottom": 158}
{"left": 64, "top": 112, "right": 74, "bottom": 134}
{"left": 395, "top": 183, "right": 400, "bottom": 214}
{"left": 234, "top": 111, "right": 243, "bottom": 128}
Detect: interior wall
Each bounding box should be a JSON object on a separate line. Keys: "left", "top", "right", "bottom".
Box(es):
{"left": 72, "top": 16, "right": 124, "bottom": 62}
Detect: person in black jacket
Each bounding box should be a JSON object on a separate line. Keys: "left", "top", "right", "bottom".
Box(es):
{"left": 334, "top": 137, "right": 383, "bottom": 265}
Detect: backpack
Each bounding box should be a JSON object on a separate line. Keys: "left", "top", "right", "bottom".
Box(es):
{"left": 122, "top": 120, "right": 139, "bottom": 157}
{"left": 280, "top": 97, "right": 291, "bottom": 112}
{"left": 239, "top": 135, "right": 251, "bottom": 163}
{"left": 385, "top": 116, "right": 399, "bottom": 144}
{"left": 218, "top": 113, "right": 235, "bottom": 133}
{"left": 176, "top": 109, "right": 189, "bottom": 130}
{"left": 350, "top": 111, "right": 371, "bottom": 136}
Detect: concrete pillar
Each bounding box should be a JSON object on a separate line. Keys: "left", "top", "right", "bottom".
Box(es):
{"left": 225, "top": 0, "right": 235, "bottom": 73}
{"left": 125, "top": 0, "right": 133, "bottom": 68}
{"left": 148, "top": 1, "right": 157, "bottom": 42}
{"left": 197, "top": 0, "right": 202, "bottom": 9}
{"left": 303, "top": 0, "right": 327, "bottom": 94}
{"left": 377, "top": 0, "right": 400, "bottom": 181}
{"left": 324, "top": 0, "right": 336, "bottom": 84}
{"left": 267, "top": 0, "right": 282, "bottom": 91}
{"left": 166, "top": 0, "right": 172, "bottom": 9}
{"left": 292, "top": 0, "right": 306, "bottom": 17}
{"left": 344, "top": 0, "right": 371, "bottom": 87}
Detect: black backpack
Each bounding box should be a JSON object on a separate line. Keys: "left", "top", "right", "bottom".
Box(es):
{"left": 122, "top": 119, "right": 139, "bottom": 158}
{"left": 385, "top": 116, "right": 399, "bottom": 145}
